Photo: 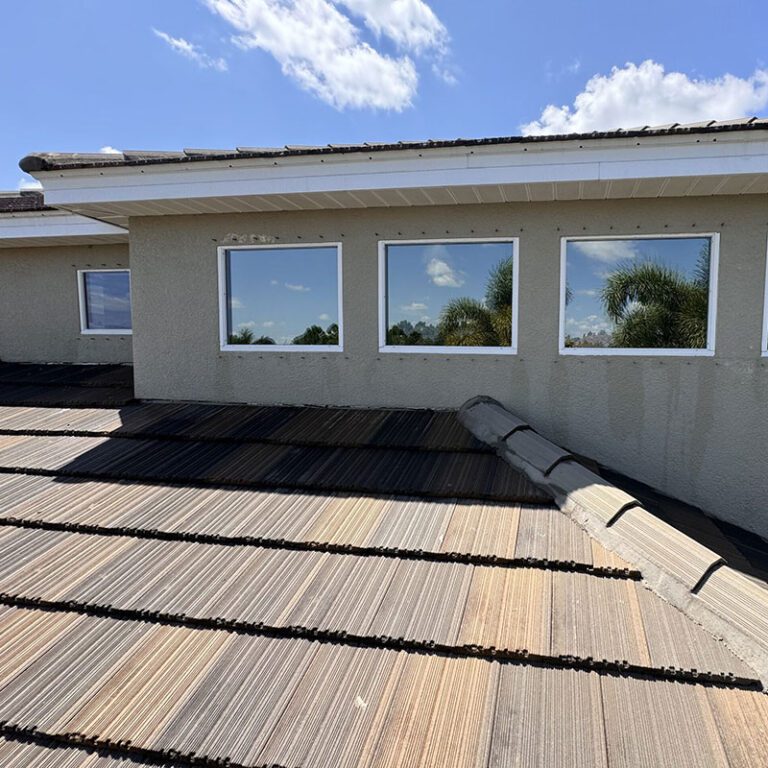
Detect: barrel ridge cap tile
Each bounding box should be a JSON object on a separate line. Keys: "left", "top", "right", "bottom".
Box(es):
{"left": 458, "top": 395, "right": 768, "bottom": 685}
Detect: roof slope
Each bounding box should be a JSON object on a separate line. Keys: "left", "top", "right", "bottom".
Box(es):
{"left": 0, "top": 191, "right": 51, "bottom": 213}
{"left": 0, "top": 370, "right": 766, "bottom": 766}
{"left": 18, "top": 117, "right": 768, "bottom": 173}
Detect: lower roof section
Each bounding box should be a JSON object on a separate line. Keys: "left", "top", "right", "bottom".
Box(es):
{"left": 0, "top": 208, "right": 127, "bottom": 248}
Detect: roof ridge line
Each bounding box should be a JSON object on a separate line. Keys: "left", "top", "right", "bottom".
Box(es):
{"left": 0, "top": 593, "right": 757, "bottom": 690}
{"left": 0, "top": 515, "right": 637, "bottom": 580}
{"left": 458, "top": 395, "right": 768, "bottom": 688}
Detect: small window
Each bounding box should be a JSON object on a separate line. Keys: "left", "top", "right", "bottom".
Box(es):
{"left": 78, "top": 269, "right": 132, "bottom": 334}
{"left": 560, "top": 235, "right": 718, "bottom": 355}
{"left": 379, "top": 239, "right": 518, "bottom": 354}
{"left": 219, "top": 244, "right": 343, "bottom": 351}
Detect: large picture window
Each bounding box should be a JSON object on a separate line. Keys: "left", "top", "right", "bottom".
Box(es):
{"left": 78, "top": 269, "right": 132, "bottom": 334}
{"left": 219, "top": 244, "right": 343, "bottom": 351}
{"left": 560, "top": 234, "right": 719, "bottom": 355}
{"left": 379, "top": 239, "right": 518, "bottom": 354}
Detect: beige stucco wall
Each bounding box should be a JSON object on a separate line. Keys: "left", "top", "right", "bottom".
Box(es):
{"left": 0, "top": 243, "right": 132, "bottom": 364}
{"left": 129, "top": 197, "right": 768, "bottom": 535}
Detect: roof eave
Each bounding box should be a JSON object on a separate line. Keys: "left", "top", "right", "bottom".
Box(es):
{"left": 18, "top": 120, "right": 768, "bottom": 174}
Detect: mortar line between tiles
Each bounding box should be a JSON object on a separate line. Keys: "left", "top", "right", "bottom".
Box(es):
{"left": 0, "top": 592, "right": 758, "bottom": 691}
{"left": 0, "top": 515, "right": 639, "bottom": 580}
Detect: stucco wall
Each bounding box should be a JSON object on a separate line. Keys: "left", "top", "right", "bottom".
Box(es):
{"left": 129, "top": 197, "right": 768, "bottom": 535}
{"left": 0, "top": 243, "right": 132, "bottom": 364}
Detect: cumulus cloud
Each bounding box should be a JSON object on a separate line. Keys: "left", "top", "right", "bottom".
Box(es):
{"left": 203, "top": 0, "right": 451, "bottom": 109}
{"left": 262, "top": 320, "right": 275, "bottom": 327}
{"left": 318, "top": 313, "right": 331, "bottom": 321}
{"left": 566, "top": 315, "right": 613, "bottom": 335}
{"left": 153, "top": 28, "right": 228, "bottom": 72}
{"left": 426, "top": 257, "right": 464, "bottom": 288}
{"left": 400, "top": 302, "right": 428, "bottom": 312}
{"left": 338, "top": 0, "right": 447, "bottom": 53}
{"left": 18, "top": 176, "right": 43, "bottom": 191}
{"left": 571, "top": 240, "right": 638, "bottom": 264}
{"left": 285, "top": 282, "right": 311, "bottom": 292}
{"left": 99, "top": 146, "right": 121, "bottom": 154}
{"left": 523, "top": 60, "right": 768, "bottom": 135}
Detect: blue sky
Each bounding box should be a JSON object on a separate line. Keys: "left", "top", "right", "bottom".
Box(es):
{"left": 386, "top": 241, "right": 513, "bottom": 330}
{"left": 228, "top": 246, "right": 339, "bottom": 342}
{"left": 2, "top": 0, "right": 768, "bottom": 190}
{"left": 564, "top": 237, "right": 711, "bottom": 342}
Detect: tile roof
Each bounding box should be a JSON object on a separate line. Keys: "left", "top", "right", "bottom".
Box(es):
{"left": 0, "top": 190, "right": 52, "bottom": 214}
{"left": 0, "top": 366, "right": 767, "bottom": 766}
{"left": 19, "top": 117, "right": 768, "bottom": 173}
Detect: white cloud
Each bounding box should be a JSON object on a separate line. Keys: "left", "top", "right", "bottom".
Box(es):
{"left": 400, "top": 301, "right": 428, "bottom": 312}
{"left": 575, "top": 288, "right": 598, "bottom": 297}
{"left": 338, "top": 0, "right": 447, "bottom": 54}
{"left": 18, "top": 176, "right": 42, "bottom": 191}
{"left": 238, "top": 320, "right": 257, "bottom": 328}
{"left": 571, "top": 240, "right": 638, "bottom": 264}
{"left": 522, "top": 60, "right": 768, "bottom": 135}
{"left": 566, "top": 315, "right": 613, "bottom": 335}
{"left": 285, "top": 282, "right": 310, "bottom": 292}
{"left": 262, "top": 320, "right": 275, "bottom": 327}
{"left": 426, "top": 257, "right": 464, "bottom": 288}
{"left": 230, "top": 297, "right": 245, "bottom": 309}
{"left": 270, "top": 279, "right": 279, "bottom": 285}
{"left": 153, "top": 28, "right": 228, "bottom": 72}
{"left": 318, "top": 313, "right": 331, "bottom": 321}
{"left": 99, "top": 146, "right": 121, "bottom": 154}
{"left": 203, "top": 0, "right": 451, "bottom": 109}
{"left": 566, "top": 58, "right": 581, "bottom": 75}
{"left": 546, "top": 57, "right": 581, "bottom": 82}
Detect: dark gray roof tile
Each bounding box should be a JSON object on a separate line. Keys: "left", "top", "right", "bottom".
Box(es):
{"left": 19, "top": 117, "right": 768, "bottom": 173}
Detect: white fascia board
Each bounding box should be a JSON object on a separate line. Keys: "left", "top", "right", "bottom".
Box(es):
{"left": 0, "top": 211, "right": 127, "bottom": 240}
{"left": 35, "top": 133, "right": 768, "bottom": 207}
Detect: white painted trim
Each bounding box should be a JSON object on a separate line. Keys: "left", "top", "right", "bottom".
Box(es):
{"left": 77, "top": 268, "right": 133, "bottom": 336}
{"left": 35, "top": 133, "right": 768, "bottom": 209}
{"left": 378, "top": 237, "right": 519, "bottom": 355}
{"left": 0, "top": 211, "right": 127, "bottom": 240}
{"left": 218, "top": 242, "right": 344, "bottom": 352}
{"left": 762, "top": 235, "right": 768, "bottom": 356}
{"left": 558, "top": 233, "right": 719, "bottom": 356}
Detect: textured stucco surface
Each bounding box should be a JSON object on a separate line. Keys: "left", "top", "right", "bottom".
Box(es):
{"left": 129, "top": 197, "right": 768, "bottom": 535}
{"left": 0, "top": 243, "right": 132, "bottom": 364}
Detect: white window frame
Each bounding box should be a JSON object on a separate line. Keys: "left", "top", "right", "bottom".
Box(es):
{"left": 559, "top": 233, "right": 720, "bottom": 357}
{"left": 762, "top": 235, "right": 768, "bottom": 357}
{"left": 378, "top": 237, "right": 520, "bottom": 355}
{"left": 77, "top": 268, "right": 133, "bottom": 336}
{"left": 218, "top": 242, "right": 344, "bottom": 352}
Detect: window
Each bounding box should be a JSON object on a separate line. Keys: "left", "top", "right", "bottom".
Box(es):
{"left": 219, "top": 243, "right": 343, "bottom": 351}
{"left": 78, "top": 269, "right": 132, "bottom": 334}
{"left": 560, "top": 234, "right": 719, "bottom": 355}
{"left": 379, "top": 238, "right": 518, "bottom": 354}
